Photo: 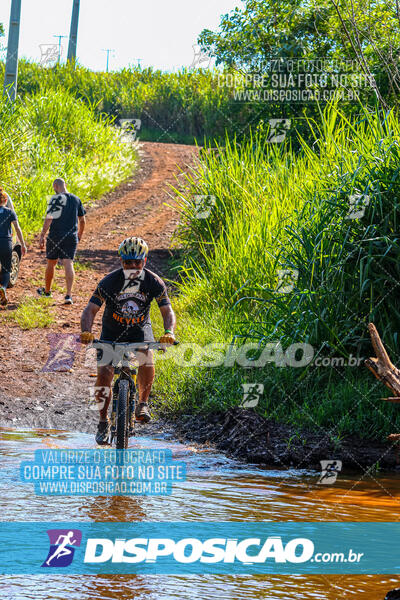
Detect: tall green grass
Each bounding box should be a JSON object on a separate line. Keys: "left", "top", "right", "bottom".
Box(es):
{"left": 156, "top": 102, "right": 400, "bottom": 440}
{"left": 0, "top": 60, "right": 365, "bottom": 145}
{"left": 173, "top": 103, "right": 400, "bottom": 356}
{"left": 0, "top": 87, "right": 137, "bottom": 231}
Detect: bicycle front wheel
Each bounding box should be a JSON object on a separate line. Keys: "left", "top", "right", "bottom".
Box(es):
{"left": 116, "top": 379, "right": 129, "bottom": 449}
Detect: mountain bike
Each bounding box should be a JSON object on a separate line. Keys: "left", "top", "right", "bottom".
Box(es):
{"left": 92, "top": 339, "right": 177, "bottom": 449}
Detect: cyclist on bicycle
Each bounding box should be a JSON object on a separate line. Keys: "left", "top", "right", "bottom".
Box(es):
{"left": 80, "top": 236, "right": 176, "bottom": 444}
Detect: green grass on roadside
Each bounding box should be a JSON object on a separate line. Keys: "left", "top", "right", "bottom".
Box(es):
{"left": 0, "top": 87, "right": 137, "bottom": 233}
{"left": 4, "top": 296, "right": 54, "bottom": 329}
{"left": 74, "top": 260, "right": 93, "bottom": 271}
{"left": 151, "top": 302, "right": 400, "bottom": 441}
{"left": 152, "top": 102, "right": 400, "bottom": 441}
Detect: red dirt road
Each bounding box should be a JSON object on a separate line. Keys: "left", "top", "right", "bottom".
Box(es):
{"left": 0, "top": 141, "right": 198, "bottom": 430}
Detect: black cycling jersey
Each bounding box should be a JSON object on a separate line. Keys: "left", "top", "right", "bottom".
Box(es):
{"left": 90, "top": 267, "right": 170, "bottom": 340}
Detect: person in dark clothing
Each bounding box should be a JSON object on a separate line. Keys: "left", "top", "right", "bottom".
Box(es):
{"left": 80, "top": 236, "right": 176, "bottom": 445}
{"left": 37, "top": 178, "right": 86, "bottom": 305}
{"left": 0, "top": 188, "right": 27, "bottom": 306}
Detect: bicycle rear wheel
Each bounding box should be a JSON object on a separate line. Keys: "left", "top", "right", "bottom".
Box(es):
{"left": 116, "top": 379, "right": 129, "bottom": 449}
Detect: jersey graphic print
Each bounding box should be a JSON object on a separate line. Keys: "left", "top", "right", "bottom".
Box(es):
{"left": 90, "top": 268, "right": 171, "bottom": 338}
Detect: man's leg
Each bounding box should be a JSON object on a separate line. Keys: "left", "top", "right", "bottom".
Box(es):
{"left": 0, "top": 258, "right": 10, "bottom": 290}
{"left": 63, "top": 259, "right": 75, "bottom": 297}
{"left": 45, "top": 259, "right": 57, "bottom": 293}
{"left": 95, "top": 365, "right": 114, "bottom": 420}
{"left": 0, "top": 243, "right": 12, "bottom": 297}
{"left": 94, "top": 365, "right": 114, "bottom": 444}
{"left": 135, "top": 350, "right": 154, "bottom": 423}
{"left": 137, "top": 350, "right": 155, "bottom": 403}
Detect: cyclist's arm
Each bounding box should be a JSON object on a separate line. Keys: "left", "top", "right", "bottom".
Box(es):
{"left": 159, "top": 304, "right": 176, "bottom": 333}
{"left": 81, "top": 301, "right": 101, "bottom": 333}
{"left": 78, "top": 215, "right": 86, "bottom": 241}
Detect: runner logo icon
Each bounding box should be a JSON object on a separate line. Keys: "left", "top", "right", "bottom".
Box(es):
{"left": 41, "top": 529, "right": 82, "bottom": 567}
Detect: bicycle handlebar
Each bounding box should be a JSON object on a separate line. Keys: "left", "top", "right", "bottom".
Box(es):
{"left": 91, "top": 339, "right": 179, "bottom": 351}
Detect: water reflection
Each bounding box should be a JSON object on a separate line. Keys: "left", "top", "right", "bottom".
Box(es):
{"left": 1, "top": 427, "right": 399, "bottom": 600}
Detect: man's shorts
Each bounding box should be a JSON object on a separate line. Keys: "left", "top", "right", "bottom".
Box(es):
{"left": 46, "top": 236, "right": 78, "bottom": 260}
{"left": 96, "top": 323, "right": 155, "bottom": 367}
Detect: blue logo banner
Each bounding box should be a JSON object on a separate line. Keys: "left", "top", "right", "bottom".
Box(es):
{"left": 0, "top": 522, "right": 399, "bottom": 574}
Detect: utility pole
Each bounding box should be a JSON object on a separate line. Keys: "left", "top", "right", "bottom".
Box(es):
{"left": 53, "top": 34, "right": 68, "bottom": 63}
{"left": 102, "top": 48, "right": 114, "bottom": 72}
{"left": 67, "top": 0, "right": 80, "bottom": 63}
{"left": 3, "top": 0, "right": 22, "bottom": 101}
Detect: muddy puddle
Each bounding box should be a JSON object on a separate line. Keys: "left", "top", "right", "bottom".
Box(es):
{"left": 1, "top": 427, "right": 399, "bottom": 599}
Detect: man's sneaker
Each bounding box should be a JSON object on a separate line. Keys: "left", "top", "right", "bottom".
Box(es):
{"left": 64, "top": 295, "right": 73, "bottom": 305}
{"left": 37, "top": 287, "right": 52, "bottom": 297}
{"left": 95, "top": 420, "right": 110, "bottom": 445}
{"left": 0, "top": 287, "right": 8, "bottom": 306}
{"left": 135, "top": 402, "right": 151, "bottom": 423}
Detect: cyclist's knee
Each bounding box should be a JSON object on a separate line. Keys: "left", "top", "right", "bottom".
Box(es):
{"left": 96, "top": 365, "right": 114, "bottom": 385}
{"left": 136, "top": 349, "right": 154, "bottom": 367}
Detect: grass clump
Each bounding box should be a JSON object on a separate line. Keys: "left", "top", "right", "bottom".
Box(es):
{"left": 5, "top": 297, "right": 54, "bottom": 329}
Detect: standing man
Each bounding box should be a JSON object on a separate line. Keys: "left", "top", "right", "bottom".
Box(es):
{"left": 37, "top": 178, "right": 86, "bottom": 305}
{"left": 0, "top": 188, "right": 27, "bottom": 306}
{"left": 80, "top": 237, "right": 176, "bottom": 444}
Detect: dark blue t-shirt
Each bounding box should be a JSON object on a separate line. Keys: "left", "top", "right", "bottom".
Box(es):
{"left": 0, "top": 206, "right": 17, "bottom": 240}
{"left": 46, "top": 193, "right": 86, "bottom": 240}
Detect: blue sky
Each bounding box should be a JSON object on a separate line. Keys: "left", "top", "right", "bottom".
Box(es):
{"left": 0, "top": 0, "right": 242, "bottom": 71}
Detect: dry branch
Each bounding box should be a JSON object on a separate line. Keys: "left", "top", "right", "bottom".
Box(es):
{"left": 364, "top": 323, "right": 400, "bottom": 401}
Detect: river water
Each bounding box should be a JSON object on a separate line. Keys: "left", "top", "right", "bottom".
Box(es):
{"left": 1, "top": 427, "right": 399, "bottom": 600}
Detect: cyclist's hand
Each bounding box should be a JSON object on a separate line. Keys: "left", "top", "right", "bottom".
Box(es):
{"left": 39, "top": 234, "right": 45, "bottom": 250}
{"left": 80, "top": 331, "right": 94, "bottom": 345}
{"left": 159, "top": 332, "right": 175, "bottom": 346}
{"left": 21, "top": 244, "right": 27, "bottom": 257}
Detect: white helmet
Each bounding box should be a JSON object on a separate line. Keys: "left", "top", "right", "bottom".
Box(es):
{"left": 118, "top": 237, "right": 148, "bottom": 260}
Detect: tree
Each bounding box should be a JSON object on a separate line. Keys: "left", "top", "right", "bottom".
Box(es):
{"left": 198, "top": 0, "right": 400, "bottom": 106}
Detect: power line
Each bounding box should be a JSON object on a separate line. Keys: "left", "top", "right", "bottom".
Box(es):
{"left": 53, "top": 34, "right": 68, "bottom": 63}
{"left": 102, "top": 48, "right": 115, "bottom": 73}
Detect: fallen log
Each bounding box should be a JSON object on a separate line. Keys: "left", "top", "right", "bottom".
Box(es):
{"left": 364, "top": 323, "right": 400, "bottom": 401}
{"left": 365, "top": 323, "right": 400, "bottom": 453}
